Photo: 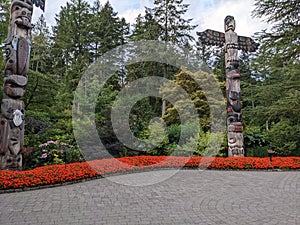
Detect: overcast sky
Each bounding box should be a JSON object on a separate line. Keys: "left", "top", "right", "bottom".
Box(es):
{"left": 32, "top": 0, "right": 269, "bottom": 37}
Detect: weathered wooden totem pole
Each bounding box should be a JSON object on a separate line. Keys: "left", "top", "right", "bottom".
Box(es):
{"left": 197, "top": 16, "right": 259, "bottom": 156}
{"left": 0, "top": 0, "right": 45, "bottom": 169}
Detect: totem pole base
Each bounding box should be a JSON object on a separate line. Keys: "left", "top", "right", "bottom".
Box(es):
{"left": 227, "top": 123, "right": 244, "bottom": 157}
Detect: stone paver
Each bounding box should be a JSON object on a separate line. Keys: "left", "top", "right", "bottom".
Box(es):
{"left": 0, "top": 170, "right": 299, "bottom": 225}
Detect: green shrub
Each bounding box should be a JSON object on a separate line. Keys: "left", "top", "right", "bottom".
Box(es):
{"left": 167, "top": 124, "right": 181, "bottom": 143}
{"left": 244, "top": 125, "right": 266, "bottom": 150}
{"left": 25, "top": 140, "right": 83, "bottom": 169}
{"left": 266, "top": 120, "right": 300, "bottom": 156}
{"left": 246, "top": 146, "right": 268, "bottom": 157}
{"left": 138, "top": 119, "right": 169, "bottom": 155}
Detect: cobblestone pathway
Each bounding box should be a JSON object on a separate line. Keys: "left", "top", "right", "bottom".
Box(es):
{"left": 0, "top": 170, "right": 299, "bottom": 225}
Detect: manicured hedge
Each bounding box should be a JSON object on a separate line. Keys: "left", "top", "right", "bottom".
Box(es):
{"left": 1, "top": 156, "right": 299, "bottom": 190}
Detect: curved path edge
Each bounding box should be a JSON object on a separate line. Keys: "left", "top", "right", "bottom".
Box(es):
{"left": 0, "top": 169, "right": 299, "bottom": 225}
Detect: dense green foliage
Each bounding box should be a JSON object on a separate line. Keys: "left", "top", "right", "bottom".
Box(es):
{"left": 245, "top": 0, "right": 300, "bottom": 156}
{"left": 0, "top": 0, "right": 10, "bottom": 72}
{"left": 0, "top": 0, "right": 298, "bottom": 166}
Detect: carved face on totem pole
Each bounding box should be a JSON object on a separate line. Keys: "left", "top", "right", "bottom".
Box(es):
{"left": 224, "top": 15, "right": 235, "bottom": 32}
{"left": 0, "top": 99, "right": 25, "bottom": 169}
{"left": 0, "top": 152, "right": 22, "bottom": 169}
{"left": 5, "top": 0, "right": 33, "bottom": 77}
{"left": 0, "top": 121, "right": 23, "bottom": 169}
{"left": 226, "top": 71, "right": 241, "bottom": 123}
{"left": 228, "top": 123, "right": 244, "bottom": 156}
{"left": 224, "top": 16, "right": 239, "bottom": 70}
{"left": 10, "top": 0, "right": 34, "bottom": 31}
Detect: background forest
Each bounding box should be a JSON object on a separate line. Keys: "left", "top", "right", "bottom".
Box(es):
{"left": 0, "top": 0, "right": 299, "bottom": 168}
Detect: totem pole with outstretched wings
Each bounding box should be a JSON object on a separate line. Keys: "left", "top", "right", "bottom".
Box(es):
{"left": 197, "top": 16, "right": 259, "bottom": 157}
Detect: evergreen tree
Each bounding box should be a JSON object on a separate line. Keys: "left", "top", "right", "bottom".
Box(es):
{"left": 51, "top": 0, "right": 92, "bottom": 113}
{"left": 0, "top": 0, "right": 9, "bottom": 43}
{"left": 195, "top": 39, "right": 216, "bottom": 73}
{"left": 89, "top": 1, "right": 129, "bottom": 60}
{"left": 252, "top": 0, "right": 300, "bottom": 63}
{"left": 52, "top": 0, "right": 92, "bottom": 83}
{"left": 239, "top": 52, "right": 256, "bottom": 112}
{"left": 0, "top": 0, "right": 10, "bottom": 69}
{"left": 211, "top": 48, "right": 226, "bottom": 83}
{"left": 126, "top": 9, "right": 165, "bottom": 124}
{"left": 248, "top": 0, "right": 300, "bottom": 155}
{"left": 160, "top": 68, "right": 225, "bottom": 131}
{"left": 152, "top": 0, "right": 196, "bottom": 45}
{"left": 130, "top": 8, "right": 161, "bottom": 41}
{"left": 31, "top": 15, "right": 52, "bottom": 74}
{"left": 149, "top": 0, "right": 197, "bottom": 115}
{"left": 26, "top": 15, "right": 60, "bottom": 117}
{"left": 125, "top": 1, "right": 199, "bottom": 140}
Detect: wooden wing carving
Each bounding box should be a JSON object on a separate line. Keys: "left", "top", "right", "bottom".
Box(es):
{"left": 196, "top": 29, "right": 225, "bottom": 47}
{"left": 237, "top": 36, "right": 259, "bottom": 52}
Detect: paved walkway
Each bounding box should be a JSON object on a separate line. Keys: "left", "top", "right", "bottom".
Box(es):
{"left": 0, "top": 170, "right": 299, "bottom": 225}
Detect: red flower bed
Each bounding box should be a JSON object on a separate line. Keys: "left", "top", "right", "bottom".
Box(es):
{"left": 0, "top": 156, "right": 299, "bottom": 190}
